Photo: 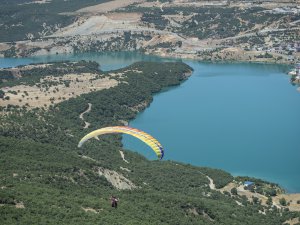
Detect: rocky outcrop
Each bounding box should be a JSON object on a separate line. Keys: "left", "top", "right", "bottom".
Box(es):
{"left": 95, "top": 167, "right": 136, "bottom": 190}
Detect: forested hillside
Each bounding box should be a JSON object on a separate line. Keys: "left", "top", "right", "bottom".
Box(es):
{"left": 1, "top": 61, "right": 299, "bottom": 224}
{"left": 0, "top": 0, "right": 111, "bottom": 42}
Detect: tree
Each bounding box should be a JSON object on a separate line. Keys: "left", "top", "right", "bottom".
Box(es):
{"left": 266, "top": 197, "right": 272, "bottom": 206}
{"left": 265, "top": 188, "right": 277, "bottom": 197}
{"left": 0, "top": 90, "right": 5, "bottom": 98}
{"left": 252, "top": 196, "right": 259, "bottom": 204}
{"left": 231, "top": 187, "right": 238, "bottom": 195}
{"left": 279, "top": 197, "right": 287, "bottom": 206}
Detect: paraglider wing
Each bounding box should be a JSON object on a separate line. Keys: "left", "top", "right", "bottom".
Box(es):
{"left": 78, "top": 126, "right": 164, "bottom": 160}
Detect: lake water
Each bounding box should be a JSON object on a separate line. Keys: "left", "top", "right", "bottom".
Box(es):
{"left": 1, "top": 52, "right": 299, "bottom": 192}
{"left": 0, "top": 51, "right": 176, "bottom": 71}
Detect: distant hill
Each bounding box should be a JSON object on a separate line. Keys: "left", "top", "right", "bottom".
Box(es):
{"left": 1, "top": 0, "right": 299, "bottom": 63}
{"left": 0, "top": 0, "right": 111, "bottom": 42}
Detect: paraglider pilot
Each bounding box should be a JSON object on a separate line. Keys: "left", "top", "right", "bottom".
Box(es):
{"left": 110, "top": 196, "right": 119, "bottom": 208}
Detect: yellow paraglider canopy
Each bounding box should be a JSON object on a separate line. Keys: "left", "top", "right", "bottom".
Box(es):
{"left": 78, "top": 126, "right": 164, "bottom": 160}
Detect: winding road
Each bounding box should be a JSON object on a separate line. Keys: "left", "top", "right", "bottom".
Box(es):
{"left": 79, "top": 103, "right": 92, "bottom": 129}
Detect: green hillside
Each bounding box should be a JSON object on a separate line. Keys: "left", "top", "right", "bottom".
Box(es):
{"left": 0, "top": 0, "right": 111, "bottom": 42}
{"left": 0, "top": 61, "right": 299, "bottom": 224}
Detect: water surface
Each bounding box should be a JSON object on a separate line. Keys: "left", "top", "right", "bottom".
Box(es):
{"left": 0, "top": 51, "right": 175, "bottom": 71}
{"left": 123, "top": 61, "right": 300, "bottom": 193}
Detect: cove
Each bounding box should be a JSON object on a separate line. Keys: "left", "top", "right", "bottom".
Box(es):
{"left": 123, "top": 61, "right": 300, "bottom": 193}
{"left": 1, "top": 52, "right": 299, "bottom": 192}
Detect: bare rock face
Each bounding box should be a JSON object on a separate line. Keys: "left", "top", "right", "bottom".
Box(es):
{"left": 95, "top": 167, "right": 137, "bottom": 190}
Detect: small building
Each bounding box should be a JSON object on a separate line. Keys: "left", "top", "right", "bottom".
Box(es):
{"left": 244, "top": 181, "right": 255, "bottom": 190}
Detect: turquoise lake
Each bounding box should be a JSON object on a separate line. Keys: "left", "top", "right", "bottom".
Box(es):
{"left": 1, "top": 52, "right": 299, "bottom": 192}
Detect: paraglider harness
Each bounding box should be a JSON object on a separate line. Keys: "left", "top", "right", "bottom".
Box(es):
{"left": 111, "top": 196, "right": 118, "bottom": 208}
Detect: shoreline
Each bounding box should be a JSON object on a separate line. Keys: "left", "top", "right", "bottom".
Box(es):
{"left": 0, "top": 49, "right": 296, "bottom": 71}
{"left": 144, "top": 49, "right": 298, "bottom": 66}
{"left": 120, "top": 57, "right": 299, "bottom": 196}
{"left": 0, "top": 48, "right": 297, "bottom": 66}
{"left": 125, "top": 73, "right": 300, "bottom": 211}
